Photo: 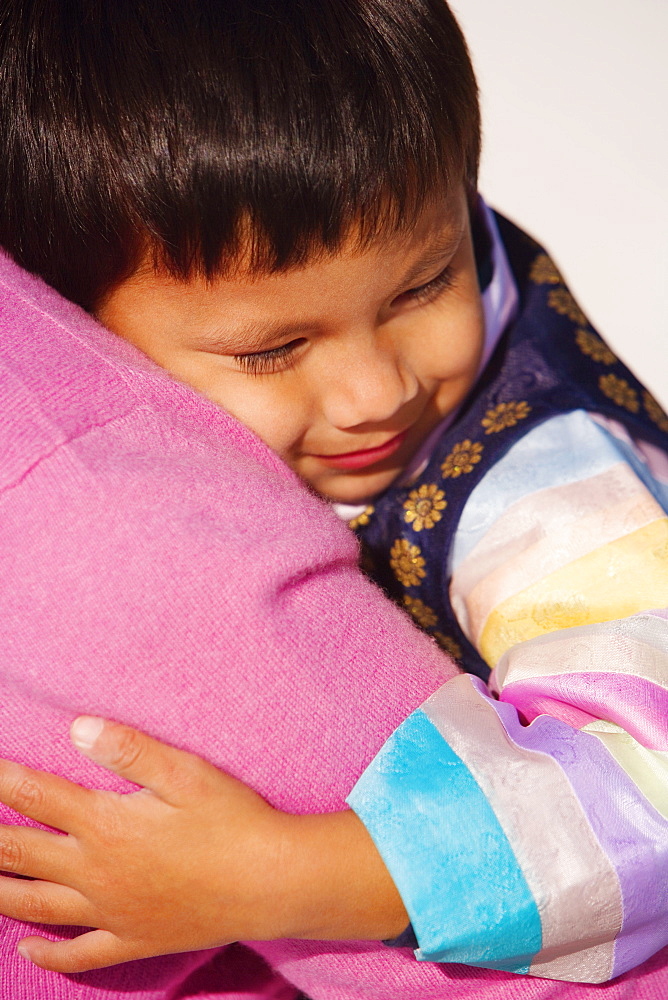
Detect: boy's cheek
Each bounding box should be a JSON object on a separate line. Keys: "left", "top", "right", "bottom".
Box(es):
{"left": 428, "top": 310, "right": 484, "bottom": 398}
{"left": 217, "top": 399, "right": 305, "bottom": 463}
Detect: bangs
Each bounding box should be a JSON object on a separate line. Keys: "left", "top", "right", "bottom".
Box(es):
{"left": 143, "top": 0, "right": 480, "bottom": 279}
{"left": 0, "top": 0, "right": 480, "bottom": 307}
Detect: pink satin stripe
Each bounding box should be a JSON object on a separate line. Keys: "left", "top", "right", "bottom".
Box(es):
{"left": 450, "top": 464, "right": 662, "bottom": 642}
{"left": 501, "top": 674, "right": 668, "bottom": 750}
{"left": 504, "top": 695, "right": 599, "bottom": 730}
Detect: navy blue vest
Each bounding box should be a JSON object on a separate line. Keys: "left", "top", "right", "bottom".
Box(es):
{"left": 354, "top": 214, "right": 668, "bottom": 681}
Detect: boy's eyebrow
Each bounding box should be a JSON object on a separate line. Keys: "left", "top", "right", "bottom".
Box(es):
{"left": 400, "top": 227, "right": 464, "bottom": 288}
{"left": 196, "top": 321, "right": 315, "bottom": 353}
{"left": 193, "top": 226, "right": 465, "bottom": 351}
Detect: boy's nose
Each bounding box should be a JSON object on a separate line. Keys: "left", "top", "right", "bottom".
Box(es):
{"left": 322, "top": 340, "right": 419, "bottom": 429}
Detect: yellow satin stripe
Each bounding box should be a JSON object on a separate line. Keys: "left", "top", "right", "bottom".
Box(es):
{"left": 479, "top": 518, "right": 668, "bottom": 666}
{"left": 583, "top": 721, "right": 668, "bottom": 821}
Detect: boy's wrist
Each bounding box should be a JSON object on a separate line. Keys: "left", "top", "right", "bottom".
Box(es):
{"left": 271, "top": 809, "right": 408, "bottom": 942}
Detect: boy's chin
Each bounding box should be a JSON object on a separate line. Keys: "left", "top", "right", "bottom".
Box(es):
{"left": 309, "top": 467, "right": 404, "bottom": 506}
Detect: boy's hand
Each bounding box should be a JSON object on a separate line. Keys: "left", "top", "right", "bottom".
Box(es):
{"left": 0, "top": 719, "right": 407, "bottom": 973}
{"left": 0, "top": 718, "right": 296, "bottom": 971}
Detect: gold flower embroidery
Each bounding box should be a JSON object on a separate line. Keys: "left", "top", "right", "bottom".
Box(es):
{"left": 548, "top": 288, "right": 588, "bottom": 327}
{"left": 348, "top": 505, "right": 375, "bottom": 530}
{"left": 390, "top": 539, "right": 426, "bottom": 587}
{"left": 403, "top": 484, "right": 447, "bottom": 531}
{"left": 576, "top": 328, "right": 616, "bottom": 365}
{"left": 599, "top": 373, "right": 639, "bottom": 413}
{"left": 481, "top": 400, "right": 531, "bottom": 435}
{"left": 403, "top": 595, "right": 438, "bottom": 628}
{"left": 433, "top": 632, "right": 462, "bottom": 661}
{"left": 441, "top": 439, "right": 484, "bottom": 478}
{"left": 529, "top": 253, "right": 562, "bottom": 285}
{"left": 643, "top": 390, "right": 668, "bottom": 433}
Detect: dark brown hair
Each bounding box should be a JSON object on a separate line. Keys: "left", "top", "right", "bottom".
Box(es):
{"left": 0, "top": 0, "right": 480, "bottom": 310}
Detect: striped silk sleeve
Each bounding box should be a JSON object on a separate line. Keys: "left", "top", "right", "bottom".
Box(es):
{"left": 347, "top": 411, "right": 668, "bottom": 983}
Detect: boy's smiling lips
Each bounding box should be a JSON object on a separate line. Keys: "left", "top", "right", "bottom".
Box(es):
{"left": 310, "top": 429, "right": 409, "bottom": 470}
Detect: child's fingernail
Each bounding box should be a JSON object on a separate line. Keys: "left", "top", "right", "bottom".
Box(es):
{"left": 70, "top": 716, "right": 105, "bottom": 750}
{"left": 17, "top": 943, "right": 32, "bottom": 962}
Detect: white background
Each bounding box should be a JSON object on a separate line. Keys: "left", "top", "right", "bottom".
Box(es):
{"left": 452, "top": 0, "right": 668, "bottom": 404}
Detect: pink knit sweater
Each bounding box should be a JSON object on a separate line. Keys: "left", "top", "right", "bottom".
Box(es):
{"left": 0, "top": 250, "right": 666, "bottom": 999}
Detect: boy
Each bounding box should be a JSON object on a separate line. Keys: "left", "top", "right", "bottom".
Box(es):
{"left": 0, "top": 0, "right": 668, "bottom": 996}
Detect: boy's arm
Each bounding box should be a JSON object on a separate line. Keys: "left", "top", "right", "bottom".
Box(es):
{"left": 349, "top": 613, "right": 668, "bottom": 983}
{"left": 0, "top": 719, "right": 408, "bottom": 972}
{"left": 349, "top": 412, "right": 668, "bottom": 983}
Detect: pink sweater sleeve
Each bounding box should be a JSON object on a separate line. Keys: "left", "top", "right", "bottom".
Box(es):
{"left": 1, "top": 251, "right": 667, "bottom": 1000}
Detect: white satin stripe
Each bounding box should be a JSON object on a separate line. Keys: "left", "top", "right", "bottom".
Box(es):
{"left": 421, "top": 676, "right": 622, "bottom": 983}
{"left": 450, "top": 464, "right": 662, "bottom": 641}
{"left": 528, "top": 942, "right": 620, "bottom": 984}
{"left": 450, "top": 411, "right": 631, "bottom": 570}
{"left": 494, "top": 615, "right": 668, "bottom": 691}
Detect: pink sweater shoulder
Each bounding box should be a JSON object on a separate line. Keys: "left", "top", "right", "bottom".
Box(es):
{"left": 0, "top": 252, "right": 664, "bottom": 999}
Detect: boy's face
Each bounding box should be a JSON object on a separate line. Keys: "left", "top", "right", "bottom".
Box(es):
{"left": 98, "top": 186, "right": 484, "bottom": 503}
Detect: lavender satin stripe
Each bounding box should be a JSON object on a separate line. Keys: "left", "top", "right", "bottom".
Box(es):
{"left": 493, "top": 614, "right": 668, "bottom": 690}
{"left": 593, "top": 417, "right": 668, "bottom": 511}
{"left": 479, "top": 201, "right": 519, "bottom": 373}
{"left": 483, "top": 695, "right": 668, "bottom": 980}
{"left": 421, "top": 676, "right": 620, "bottom": 983}
{"left": 501, "top": 674, "right": 668, "bottom": 750}
{"left": 451, "top": 476, "right": 662, "bottom": 644}
{"left": 452, "top": 461, "right": 657, "bottom": 610}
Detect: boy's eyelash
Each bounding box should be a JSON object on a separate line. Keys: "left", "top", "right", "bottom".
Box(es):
{"left": 231, "top": 266, "right": 454, "bottom": 376}
{"left": 405, "top": 265, "right": 455, "bottom": 303}
{"left": 233, "top": 340, "right": 301, "bottom": 376}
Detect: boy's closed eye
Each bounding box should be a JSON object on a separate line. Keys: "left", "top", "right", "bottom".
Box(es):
{"left": 394, "top": 263, "right": 456, "bottom": 307}
{"left": 231, "top": 263, "right": 458, "bottom": 377}
{"left": 233, "top": 339, "right": 306, "bottom": 376}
